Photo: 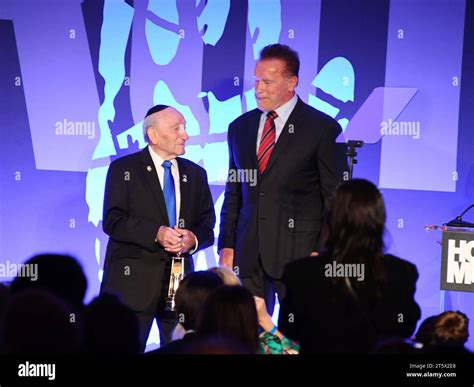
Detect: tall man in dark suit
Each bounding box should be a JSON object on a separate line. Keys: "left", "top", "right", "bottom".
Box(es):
{"left": 101, "top": 105, "right": 215, "bottom": 350}
{"left": 218, "top": 44, "right": 347, "bottom": 314}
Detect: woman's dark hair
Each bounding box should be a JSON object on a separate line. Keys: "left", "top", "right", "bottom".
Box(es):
{"left": 433, "top": 311, "right": 469, "bottom": 346}
{"left": 9, "top": 253, "right": 87, "bottom": 311}
{"left": 175, "top": 271, "right": 223, "bottom": 331}
{"left": 197, "top": 285, "right": 259, "bottom": 353}
{"left": 326, "top": 179, "right": 386, "bottom": 286}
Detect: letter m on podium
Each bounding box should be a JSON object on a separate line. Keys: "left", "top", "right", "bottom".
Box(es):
{"left": 441, "top": 231, "right": 474, "bottom": 292}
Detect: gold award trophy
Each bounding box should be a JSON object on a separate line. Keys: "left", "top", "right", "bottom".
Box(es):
{"left": 165, "top": 252, "right": 185, "bottom": 311}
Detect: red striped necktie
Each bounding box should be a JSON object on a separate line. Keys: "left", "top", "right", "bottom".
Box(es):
{"left": 257, "top": 110, "right": 278, "bottom": 174}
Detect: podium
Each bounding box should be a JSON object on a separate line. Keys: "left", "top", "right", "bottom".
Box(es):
{"left": 425, "top": 224, "right": 474, "bottom": 311}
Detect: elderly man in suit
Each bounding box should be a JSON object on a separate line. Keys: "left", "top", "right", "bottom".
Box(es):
{"left": 218, "top": 44, "right": 347, "bottom": 315}
{"left": 101, "top": 105, "right": 215, "bottom": 350}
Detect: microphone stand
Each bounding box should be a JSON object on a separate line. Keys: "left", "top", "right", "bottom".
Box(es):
{"left": 346, "top": 140, "right": 364, "bottom": 180}
{"left": 445, "top": 204, "right": 474, "bottom": 228}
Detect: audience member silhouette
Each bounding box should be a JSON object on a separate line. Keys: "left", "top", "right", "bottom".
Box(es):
{"left": 279, "top": 179, "right": 421, "bottom": 353}
{"left": 413, "top": 315, "right": 437, "bottom": 347}
{"left": 371, "top": 338, "right": 421, "bottom": 354}
{"left": 0, "top": 236, "right": 469, "bottom": 356}
{"left": 9, "top": 253, "right": 87, "bottom": 314}
{"left": 432, "top": 311, "right": 469, "bottom": 347}
{"left": 197, "top": 285, "right": 259, "bottom": 353}
{"left": 414, "top": 311, "right": 470, "bottom": 353}
{"left": 150, "top": 271, "right": 223, "bottom": 354}
{"left": 83, "top": 293, "right": 141, "bottom": 354}
{"left": 3, "top": 289, "right": 81, "bottom": 353}
{"left": 181, "top": 335, "right": 253, "bottom": 354}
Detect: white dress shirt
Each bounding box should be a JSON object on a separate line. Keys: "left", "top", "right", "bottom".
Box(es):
{"left": 148, "top": 146, "right": 181, "bottom": 222}
{"left": 256, "top": 93, "right": 298, "bottom": 152}
{"left": 148, "top": 146, "right": 198, "bottom": 252}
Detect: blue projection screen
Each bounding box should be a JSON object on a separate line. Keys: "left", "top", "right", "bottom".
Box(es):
{"left": 1, "top": 0, "right": 473, "bottom": 350}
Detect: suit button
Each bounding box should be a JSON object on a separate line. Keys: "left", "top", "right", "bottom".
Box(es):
{"left": 259, "top": 217, "right": 266, "bottom": 220}
{"left": 259, "top": 192, "right": 266, "bottom": 197}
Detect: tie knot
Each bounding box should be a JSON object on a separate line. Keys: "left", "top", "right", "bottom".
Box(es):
{"left": 162, "top": 160, "right": 172, "bottom": 169}
{"left": 267, "top": 111, "right": 278, "bottom": 120}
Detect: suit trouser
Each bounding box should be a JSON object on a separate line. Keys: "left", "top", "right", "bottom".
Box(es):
{"left": 240, "top": 257, "right": 286, "bottom": 318}
{"left": 136, "top": 257, "right": 192, "bottom": 352}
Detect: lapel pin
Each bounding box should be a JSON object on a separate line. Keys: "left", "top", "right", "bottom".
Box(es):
{"left": 288, "top": 124, "right": 295, "bottom": 134}
{"left": 182, "top": 174, "right": 188, "bottom": 182}
{"left": 146, "top": 165, "right": 152, "bottom": 172}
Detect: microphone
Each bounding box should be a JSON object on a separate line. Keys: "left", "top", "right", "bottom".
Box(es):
{"left": 445, "top": 204, "right": 474, "bottom": 228}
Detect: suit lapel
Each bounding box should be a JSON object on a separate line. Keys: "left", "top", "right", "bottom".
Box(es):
{"left": 176, "top": 158, "right": 190, "bottom": 225}
{"left": 140, "top": 147, "right": 169, "bottom": 225}
{"left": 247, "top": 110, "right": 262, "bottom": 178}
{"left": 264, "top": 98, "right": 305, "bottom": 175}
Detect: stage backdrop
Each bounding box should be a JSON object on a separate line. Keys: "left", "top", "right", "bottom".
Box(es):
{"left": 1, "top": 0, "right": 473, "bottom": 350}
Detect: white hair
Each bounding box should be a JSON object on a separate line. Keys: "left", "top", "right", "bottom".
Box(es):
{"left": 143, "top": 114, "right": 157, "bottom": 144}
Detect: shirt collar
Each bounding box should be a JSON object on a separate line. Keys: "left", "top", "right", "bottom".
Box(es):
{"left": 261, "top": 93, "right": 298, "bottom": 122}
{"left": 148, "top": 146, "right": 178, "bottom": 169}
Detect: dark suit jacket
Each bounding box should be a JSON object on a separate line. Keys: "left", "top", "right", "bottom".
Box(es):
{"left": 218, "top": 97, "right": 347, "bottom": 278}
{"left": 278, "top": 254, "right": 421, "bottom": 353}
{"left": 100, "top": 147, "right": 215, "bottom": 312}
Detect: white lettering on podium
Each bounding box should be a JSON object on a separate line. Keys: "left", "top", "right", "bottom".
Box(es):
{"left": 446, "top": 239, "right": 474, "bottom": 285}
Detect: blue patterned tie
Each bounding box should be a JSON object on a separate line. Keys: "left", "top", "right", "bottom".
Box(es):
{"left": 162, "top": 160, "right": 176, "bottom": 227}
